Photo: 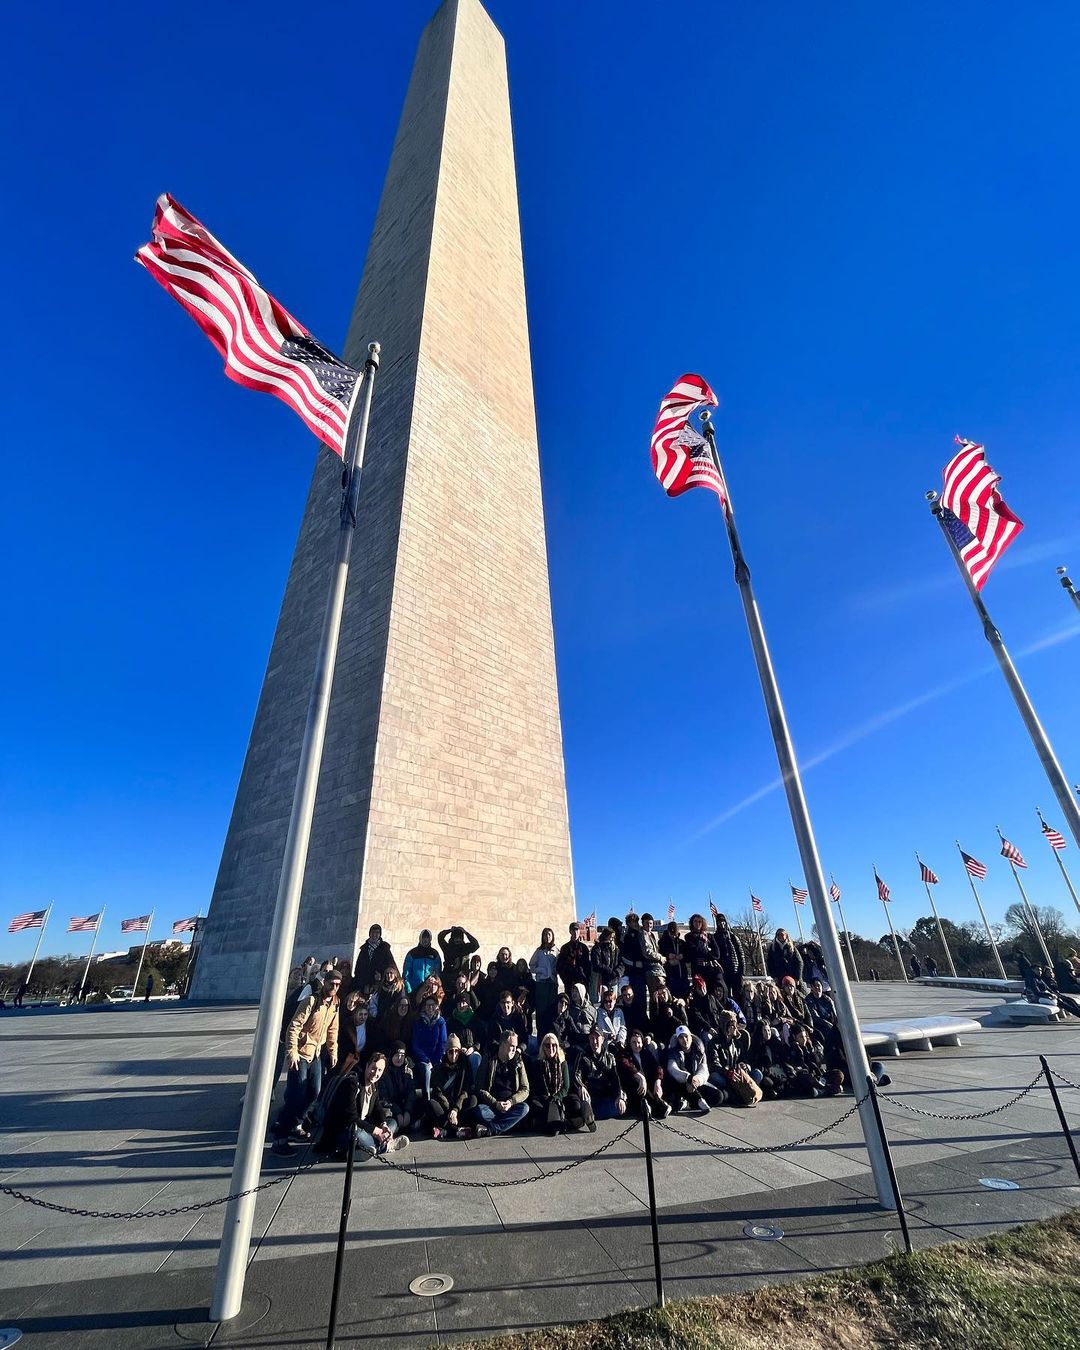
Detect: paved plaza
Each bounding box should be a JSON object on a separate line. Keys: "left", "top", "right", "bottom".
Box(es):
{"left": 1, "top": 983, "right": 1078, "bottom": 1346}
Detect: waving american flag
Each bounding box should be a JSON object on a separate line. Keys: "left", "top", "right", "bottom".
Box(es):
{"left": 650, "top": 375, "right": 724, "bottom": 501}
{"left": 940, "top": 438, "right": 1023, "bottom": 590}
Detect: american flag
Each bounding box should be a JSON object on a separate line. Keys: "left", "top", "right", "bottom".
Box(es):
{"left": 999, "top": 836, "right": 1027, "bottom": 869}
{"left": 121, "top": 915, "right": 151, "bottom": 933}
{"left": 667, "top": 902, "right": 676, "bottom": 922}
{"left": 829, "top": 880, "right": 841, "bottom": 902}
{"left": 173, "top": 917, "right": 199, "bottom": 935}
{"left": 875, "top": 872, "right": 891, "bottom": 903}
{"left": 790, "top": 884, "right": 808, "bottom": 905}
{"left": 650, "top": 374, "right": 725, "bottom": 501}
{"left": 1042, "top": 820, "right": 1067, "bottom": 852}
{"left": 919, "top": 860, "right": 939, "bottom": 885}
{"left": 8, "top": 909, "right": 47, "bottom": 933}
{"left": 960, "top": 850, "right": 988, "bottom": 880}
{"left": 751, "top": 894, "right": 764, "bottom": 914}
{"left": 709, "top": 900, "right": 719, "bottom": 921}
{"left": 67, "top": 914, "right": 102, "bottom": 933}
{"left": 940, "top": 437, "right": 1024, "bottom": 591}
{"left": 137, "top": 194, "right": 361, "bottom": 456}
{"left": 627, "top": 903, "right": 638, "bottom": 917}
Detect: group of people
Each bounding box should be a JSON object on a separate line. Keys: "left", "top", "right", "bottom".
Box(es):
{"left": 269, "top": 914, "right": 891, "bottom": 1160}
{"left": 1018, "top": 949, "right": 1080, "bottom": 1019}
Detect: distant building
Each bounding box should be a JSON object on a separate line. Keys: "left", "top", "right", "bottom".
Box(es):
{"left": 94, "top": 950, "right": 130, "bottom": 964}
{"left": 126, "top": 939, "right": 186, "bottom": 960}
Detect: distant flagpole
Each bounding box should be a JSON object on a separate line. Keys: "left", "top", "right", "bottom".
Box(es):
{"left": 1038, "top": 807, "right": 1080, "bottom": 922}
{"left": 788, "top": 882, "right": 805, "bottom": 942}
{"left": 996, "top": 828, "right": 1053, "bottom": 967}
{"left": 749, "top": 891, "right": 767, "bottom": 974}
{"left": 130, "top": 910, "right": 155, "bottom": 1001}
{"left": 78, "top": 907, "right": 105, "bottom": 998}
{"left": 956, "top": 842, "right": 1007, "bottom": 979}
{"left": 916, "top": 855, "right": 957, "bottom": 978}
{"left": 1057, "top": 566, "right": 1080, "bottom": 614}
{"left": 830, "top": 877, "right": 860, "bottom": 982}
{"left": 24, "top": 905, "right": 52, "bottom": 996}
{"left": 875, "top": 869, "right": 908, "bottom": 981}
{"left": 695, "top": 406, "right": 893, "bottom": 1209}
{"left": 213, "top": 343, "right": 381, "bottom": 1323}
{"left": 927, "top": 492, "right": 1080, "bottom": 848}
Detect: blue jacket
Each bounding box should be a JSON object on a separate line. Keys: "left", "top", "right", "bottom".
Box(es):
{"left": 411, "top": 1014, "right": 448, "bottom": 1066}
{"left": 403, "top": 948, "right": 443, "bottom": 993}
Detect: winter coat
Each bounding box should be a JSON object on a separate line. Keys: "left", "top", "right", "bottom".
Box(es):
{"left": 565, "top": 987, "right": 597, "bottom": 1047}
{"left": 476, "top": 1053, "right": 530, "bottom": 1107}
{"left": 430, "top": 1055, "right": 473, "bottom": 1116}
{"left": 576, "top": 1046, "right": 622, "bottom": 1103}
{"left": 378, "top": 1058, "right": 418, "bottom": 1114}
{"left": 620, "top": 927, "right": 663, "bottom": 977}
{"left": 595, "top": 1004, "right": 627, "bottom": 1048}
{"left": 353, "top": 939, "right": 396, "bottom": 992}
{"left": 806, "top": 991, "right": 838, "bottom": 1030}
{"left": 411, "top": 1012, "right": 448, "bottom": 1066}
{"left": 590, "top": 938, "right": 624, "bottom": 990}
{"left": 649, "top": 999, "right": 684, "bottom": 1049}
{"left": 714, "top": 926, "right": 747, "bottom": 988}
{"left": 617, "top": 1042, "right": 664, "bottom": 1095}
{"left": 285, "top": 993, "right": 339, "bottom": 1066}
{"left": 666, "top": 1032, "right": 709, "bottom": 1086}
{"left": 766, "top": 940, "right": 804, "bottom": 986}
{"left": 529, "top": 947, "right": 559, "bottom": 984}
{"left": 438, "top": 928, "right": 480, "bottom": 981}
{"left": 447, "top": 1004, "right": 486, "bottom": 1051}
{"left": 402, "top": 946, "right": 442, "bottom": 993}
{"left": 687, "top": 988, "right": 724, "bottom": 1041}
{"left": 681, "top": 931, "right": 723, "bottom": 982}
{"left": 557, "top": 939, "right": 592, "bottom": 992}
{"left": 708, "top": 1026, "right": 752, "bottom": 1077}
{"left": 487, "top": 1009, "right": 528, "bottom": 1053}
{"left": 314, "top": 1070, "right": 390, "bottom": 1153}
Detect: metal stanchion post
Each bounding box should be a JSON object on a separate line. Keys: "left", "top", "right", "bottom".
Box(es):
{"left": 1040, "top": 1056, "right": 1080, "bottom": 1184}
{"left": 326, "top": 1129, "right": 357, "bottom": 1350}
{"left": 864, "top": 1078, "right": 913, "bottom": 1255}
{"left": 639, "top": 1108, "right": 665, "bottom": 1308}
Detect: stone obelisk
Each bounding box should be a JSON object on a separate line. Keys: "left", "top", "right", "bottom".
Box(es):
{"left": 193, "top": 0, "right": 575, "bottom": 999}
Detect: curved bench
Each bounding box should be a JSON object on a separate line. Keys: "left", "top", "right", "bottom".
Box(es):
{"left": 859, "top": 1015, "right": 981, "bottom": 1055}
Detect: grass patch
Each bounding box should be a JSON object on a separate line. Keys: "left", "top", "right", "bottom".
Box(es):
{"left": 449, "top": 1210, "right": 1080, "bottom": 1350}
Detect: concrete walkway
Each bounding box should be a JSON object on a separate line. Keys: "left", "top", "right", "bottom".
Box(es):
{"left": 1, "top": 984, "right": 1078, "bottom": 1346}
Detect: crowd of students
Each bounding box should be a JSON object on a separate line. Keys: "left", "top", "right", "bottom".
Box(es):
{"left": 268, "top": 913, "right": 894, "bottom": 1159}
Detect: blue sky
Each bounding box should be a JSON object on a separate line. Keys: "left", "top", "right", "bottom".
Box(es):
{"left": 4, "top": 1, "right": 1080, "bottom": 964}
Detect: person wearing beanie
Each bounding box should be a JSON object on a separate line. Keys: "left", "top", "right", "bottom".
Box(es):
{"left": 664, "top": 1025, "right": 721, "bottom": 1112}
{"left": 378, "top": 1041, "right": 419, "bottom": 1135}
{"left": 426, "top": 1035, "right": 476, "bottom": 1139}
{"left": 402, "top": 930, "right": 443, "bottom": 994}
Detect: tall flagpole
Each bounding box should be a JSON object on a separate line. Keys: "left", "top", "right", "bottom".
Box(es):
{"left": 928, "top": 493, "right": 1080, "bottom": 848}
{"left": 749, "top": 891, "right": 767, "bottom": 975}
{"left": 830, "top": 877, "right": 860, "bottom": 982}
{"left": 789, "top": 882, "right": 805, "bottom": 942}
{"left": 997, "top": 829, "right": 1053, "bottom": 968}
{"left": 1038, "top": 808, "right": 1080, "bottom": 922}
{"left": 130, "top": 910, "right": 155, "bottom": 1001}
{"left": 212, "top": 343, "right": 381, "bottom": 1323}
{"left": 78, "top": 907, "right": 105, "bottom": 998}
{"left": 24, "top": 904, "right": 52, "bottom": 997}
{"left": 957, "top": 842, "right": 1007, "bottom": 979}
{"left": 876, "top": 870, "right": 908, "bottom": 982}
{"left": 1057, "top": 567, "right": 1080, "bottom": 615}
{"left": 916, "top": 854, "right": 957, "bottom": 978}
{"left": 701, "top": 411, "right": 894, "bottom": 1209}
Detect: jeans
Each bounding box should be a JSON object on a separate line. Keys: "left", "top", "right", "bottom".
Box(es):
{"left": 416, "top": 1061, "right": 433, "bottom": 1099}
{"left": 592, "top": 1096, "right": 625, "bottom": 1121}
{"left": 353, "top": 1120, "right": 396, "bottom": 1157}
{"left": 273, "top": 1056, "right": 322, "bottom": 1139}
{"left": 470, "top": 1102, "right": 529, "bottom": 1135}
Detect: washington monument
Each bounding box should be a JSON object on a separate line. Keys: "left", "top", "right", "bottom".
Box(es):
{"left": 193, "top": 0, "right": 576, "bottom": 999}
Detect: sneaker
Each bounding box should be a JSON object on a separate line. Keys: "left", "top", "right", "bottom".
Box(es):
{"left": 290, "top": 1125, "right": 310, "bottom": 1140}
{"left": 388, "top": 1135, "right": 410, "bottom": 1153}
{"left": 270, "top": 1139, "right": 296, "bottom": 1158}
{"left": 431, "top": 1127, "right": 443, "bottom": 1140}
{"left": 653, "top": 1101, "right": 671, "bottom": 1119}
{"left": 876, "top": 1072, "right": 892, "bottom": 1088}
{"left": 474, "top": 1125, "right": 491, "bottom": 1138}
{"left": 456, "top": 1127, "right": 473, "bottom": 1140}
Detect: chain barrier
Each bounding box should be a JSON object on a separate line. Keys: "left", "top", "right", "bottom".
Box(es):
{"left": 1051, "top": 1068, "right": 1080, "bottom": 1092}
{"left": 0, "top": 1154, "right": 321, "bottom": 1220}
{"left": 655, "top": 1091, "right": 868, "bottom": 1154}
{"left": 372, "top": 1117, "right": 641, "bottom": 1186}
{"left": 876, "top": 1072, "right": 1044, "bottom": 1121}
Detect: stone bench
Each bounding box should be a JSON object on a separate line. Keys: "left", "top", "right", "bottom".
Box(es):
{"left": 859, "top": 1015, "right": 982, "bottom": 1056}
{"left": 916, "top": 976, "right": 1024, "bottom": 994}
{"left": 982, "top": 999, "right": 1065, "bottom": 1027}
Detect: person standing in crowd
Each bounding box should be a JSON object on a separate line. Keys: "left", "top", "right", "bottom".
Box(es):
{"left": 472, "top": 1031, "right": 530, "bottom": 1136}
{"left": 402, "top": 931, "right": 442, "bottom": 994}
{"left": 377, "top": 990, "right": 414, "bottom": 1054}
{"left": 557, "top": 922, "right": 592, "bottom": 994}
{"left": 664, "top": 1025, "right": 721, "bottom": 1112}
{"left": 712, "top": 912, "right": 746, "bottom": 999}
{"left": 606, "top": 916, "right": 626, "bottom": 950}
{"left": 910, "top": 954, "right": 923, "bottom": 979}
{"left": 659, "top": 920, "right": 687, "bottom": 997}
{"left": 338, "top": 992, "right": 370, "bottom": 1069}
{"left": 620, "top": 911, "right": 663, "bottom": 1001}
{"left": 272, "top": 967, "right": 340, "bottom": 1155}
{"left": 590, "top": 925, "right": 624, "bottom": 999}
{"left": 926, "top": 956, "right": 939, "bottom": 978}
{"left": 427, "top": 1035, "right": 475, "bottom": 1139}
{"left": 800, "top": 939, "right": 828, "bottom": 986}
{"left": 354, "top": 924, "right": 396, "bottom": 994}
{"left": 529, "top": 928, "right": 560, "bottom": 1038}
{"left": 681, "top": 913, "right": 722, "bottom": 988}
{"left": 144, "top": 973, "right": 154, "bottom": 1003}
{"left": 410, "top": 994, "right": 448, "bottom": 1100}
{"left": 766, "top": 929, "right": 804, "bottom": 986}
{"left": 617, "top": 1027, "right": 669, "bottom": 1118}
{"left": 438, "top": 926, "right": 481, "bottom": 983}
{"left": 489, "top": 947, "right": 519, "bottom": 1001}
{"left": 576, "top": 1026, "right": 626, "bottom": 1124}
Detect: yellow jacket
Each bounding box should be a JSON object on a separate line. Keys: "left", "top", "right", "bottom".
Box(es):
{"left": 286, "top": 993, "right": 339, "bottom": 1066}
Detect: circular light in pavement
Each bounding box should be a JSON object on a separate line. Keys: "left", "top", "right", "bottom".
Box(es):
{"left": 743, "top": 1223, "right": 784, "bottom": 1241}
{"left": 409, "top": 1274, "right": 454, "bottom": 1297}
{"left": 979, "top": 1177, "right": 1020, "bottom": 1191}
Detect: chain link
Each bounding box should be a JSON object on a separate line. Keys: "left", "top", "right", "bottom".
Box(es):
{"left": 372, "top": 1118, "right": 641, "bottom": 1186}
{"left": 876, "top": 1073, "right": 1044, "bottom": 1121}
{"left": 656, "top": 1093, "right": 868, "bottom": 1154}
{"left": 0, "top": 1155, "right": 321, "bottom": 1220}
{"left": 1050, "top": 1067, "right": 1080, "bottom": 1092}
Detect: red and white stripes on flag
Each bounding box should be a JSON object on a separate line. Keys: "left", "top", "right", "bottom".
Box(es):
{"left": 667, "top": 902, "right": 676, "bottom": 923}
{"left": 751, "top": 895, "right": 764, "bottom": 914}
{"left": 829, "top": 880, "right": 841, "bottom": 902}
{"left": 1000, "top": 836, "right": 1027, "bottom": 869}
{"left": 875, "top": 872, "right": 891, "bottom": 903}
{"left": 9, "top": 910, "right": 47, "bottom": 933}
{"left": 940, "top": 437, "right": 1024, "bottom": 590}
{"left": 650, "top": 374, "right": 724, "bottom": 501}
{"left": 709, "top": 900, "right": 719, "bottom": 921}
{"left": 173, "top": 917, "right": 199, "bottom": 935}
{"left": 919, "top": 860, "right": 939, "bottom": 885}
{"left": 136, "top": 194, "right": 361, "bottom": 456}
{"left": 122, "top": 916, "right": 151, "bottom": 934}
{"left": 790, "top": 885, "right": 808, "bottom": 905}
{"left": 1042, "top": 820, "right": 1067, "bottom": 852}
{"left": 67, "top": 914, "right": 102, "bottom": 933}
{"left": 961, "top": 850, "right": 988, "bottom": 880}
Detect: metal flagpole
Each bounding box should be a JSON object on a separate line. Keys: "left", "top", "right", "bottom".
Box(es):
{"left": 212, "top": 343, "right": 381, "bottom": 1323}
{"left": 875, "top": 871, "right": 908, "bottom": 982}
{"left": 749, "top": 891, "right": 767, "bottom": 975}
{"left": 996, "top": 829, "right": 1053, "bottom": 968}
{"left": 928, "top": 494, "right": 1080, "bottom": 848}
{"left": 1057, "top": 567, "right": 1080, "bottom": 615}
{"left": 130, "top": 910, "right": 155, "bottom": 1001}
{"left": 24, "top": 904, "right": 52, "bottom": 999}
{"left": 957, "top": 842, "right": 1007, "bottom": 979}
{"left": 1038, "top": 808, "right": 1080, "bottom": 923}
{"left": 79, "top": 908, "right": 105, "bottom": 998}
{"left": 831, "top": 876, "right": 860, "bottom": 982}
{"left": 789, "top": 882, "right": 805, "bottom": 942}
{"left": 700, "top": 411, "right": 894, "bottom": 1209}
{"left": 916, "top": 854, "right": 957, "bottom": 978}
